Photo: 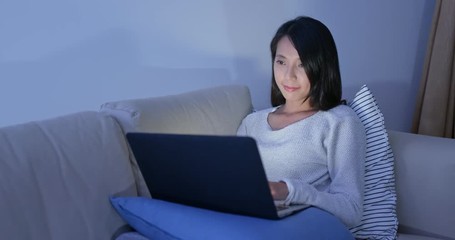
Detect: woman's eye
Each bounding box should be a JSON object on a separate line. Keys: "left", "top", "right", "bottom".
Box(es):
{"left": 298, "top": 63, "right": 304, "bottom": 68}
{"left": 275, "top": 60, "right": 285, "bottom": 65}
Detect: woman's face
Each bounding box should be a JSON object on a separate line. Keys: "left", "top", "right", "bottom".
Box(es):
{"left": 274, "top": 36, "right": 311, "bottom": 107}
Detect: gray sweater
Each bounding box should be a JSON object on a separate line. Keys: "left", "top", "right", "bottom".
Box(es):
{"left": 237, "top": 105, "right": 366, "bottom": 227}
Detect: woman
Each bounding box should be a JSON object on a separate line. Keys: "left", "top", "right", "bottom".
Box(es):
{"left": 237, "top": 16, "right": 366, "bottom": 228}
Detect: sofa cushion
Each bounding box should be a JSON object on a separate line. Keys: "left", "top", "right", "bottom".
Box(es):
{"left": 110, "top": 196, "right": 355, "bottom": 240}
{"left": 348, "top": 85, "right": 398, "bottom": 239}
{"left": 397, "top": 233, "right": 446, "bottom": 240}
{"left": 0, "top": 111, "right": 137, "bottom": 240}
{"left": 101, "top": 85, "right": 254, "bottom": 197}
{"left": 115, "top": 231, "right": 150, "bottom": 240}
{"left": 389, "top": 130, "right": 455, "bottom": 239}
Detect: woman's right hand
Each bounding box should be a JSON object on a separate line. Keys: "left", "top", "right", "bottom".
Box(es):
{"left": 268, "top": 181, "right": 289, "bottom": 200}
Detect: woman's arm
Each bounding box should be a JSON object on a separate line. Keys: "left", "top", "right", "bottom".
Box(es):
{"left": 282, "top": 115, "right": 366, "bottom": 227}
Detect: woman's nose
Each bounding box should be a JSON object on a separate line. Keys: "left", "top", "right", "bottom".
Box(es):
{"left": 284, "top": 66, "right": 297, "bottom": 80}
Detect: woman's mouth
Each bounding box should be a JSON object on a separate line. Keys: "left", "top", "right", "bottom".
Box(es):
{"left": 283, "top": 85, "right": 300, "bottom": 92}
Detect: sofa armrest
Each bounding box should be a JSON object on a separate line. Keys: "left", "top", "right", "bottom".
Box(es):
{"left": 0, "top": 112, "right": 137, "bottom": 240}
{"left": 388, "top": 130, "right": 455, "bottom": 239}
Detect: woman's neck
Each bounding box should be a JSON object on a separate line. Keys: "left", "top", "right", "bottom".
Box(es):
{"left": 278, "top": 101, "right": 315, "bottom": 114}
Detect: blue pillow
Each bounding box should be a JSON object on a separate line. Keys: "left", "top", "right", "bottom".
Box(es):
{"left": 110, "top": 197, "right": 355, "bottom": 240}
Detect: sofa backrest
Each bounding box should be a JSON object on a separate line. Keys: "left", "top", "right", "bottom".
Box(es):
{"left": 101, "top": 85, "right": 254, "bottom": 197}
{"left": 0, "top": 111, "right": 137, "bottom": 240}
{"left": 388, "top": 130, "right": 455, "bottom": 239}
{"left": 100, "top": 85, "right": 253, "bottom": 135}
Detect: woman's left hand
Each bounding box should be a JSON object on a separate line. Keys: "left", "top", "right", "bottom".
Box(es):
{"left": 268, "top": 181, "right": 289, "bottom": 200}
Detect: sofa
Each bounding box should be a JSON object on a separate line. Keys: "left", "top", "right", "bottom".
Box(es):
{"left": 0, "top": 85, "right": 453, "bottom": 240}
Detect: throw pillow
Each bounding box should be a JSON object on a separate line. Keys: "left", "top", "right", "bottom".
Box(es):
{"left": 110, "top": 197, "right": 355, "bottom": 240}
{"left": 348, "top": 85, "right": 398, "bottom": 239}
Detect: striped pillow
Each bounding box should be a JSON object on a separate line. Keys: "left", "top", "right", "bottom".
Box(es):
{"left": 348, "top": 85, "right": 398, "bottom": 240}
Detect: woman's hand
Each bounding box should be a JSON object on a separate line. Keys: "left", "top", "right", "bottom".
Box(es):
{"left": 268, "top": 181, "right": 289, "bottom": 200}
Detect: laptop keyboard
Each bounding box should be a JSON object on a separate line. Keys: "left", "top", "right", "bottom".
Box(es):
{"left": 276, "top": 205, "right": 289, "bottom": 211}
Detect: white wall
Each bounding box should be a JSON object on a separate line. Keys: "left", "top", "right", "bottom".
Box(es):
{"left": 0, "top": 0, "right": 435, "bottom": 131}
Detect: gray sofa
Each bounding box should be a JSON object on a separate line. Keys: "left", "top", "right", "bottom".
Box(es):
{"left": 0, "top": 85, "right": 453, "bottom": 240}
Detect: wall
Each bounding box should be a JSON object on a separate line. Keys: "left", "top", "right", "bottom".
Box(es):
{"left": 0, "top": 0, "right": 435, "bottom": 131}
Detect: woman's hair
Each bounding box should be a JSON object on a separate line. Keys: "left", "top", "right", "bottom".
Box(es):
{"left": 270, "top": 16, "right": 343, "bottom": 110}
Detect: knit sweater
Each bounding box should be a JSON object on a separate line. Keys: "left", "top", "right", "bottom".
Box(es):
{"left": 237, "top": 104, "right": 366, "bottom": 227}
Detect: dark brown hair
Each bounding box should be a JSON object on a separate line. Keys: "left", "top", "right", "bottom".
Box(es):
{"left": 270, "top": 16, "right": 342, "bottom": 110}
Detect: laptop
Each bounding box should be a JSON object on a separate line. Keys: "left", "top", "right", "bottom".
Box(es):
{"left": 126, "top": 132, "right": 309, "bottom": 219}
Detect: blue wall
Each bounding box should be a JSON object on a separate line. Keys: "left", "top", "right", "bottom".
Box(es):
{"left": 0, "top": 0, "right": 435, "bottom": 131}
